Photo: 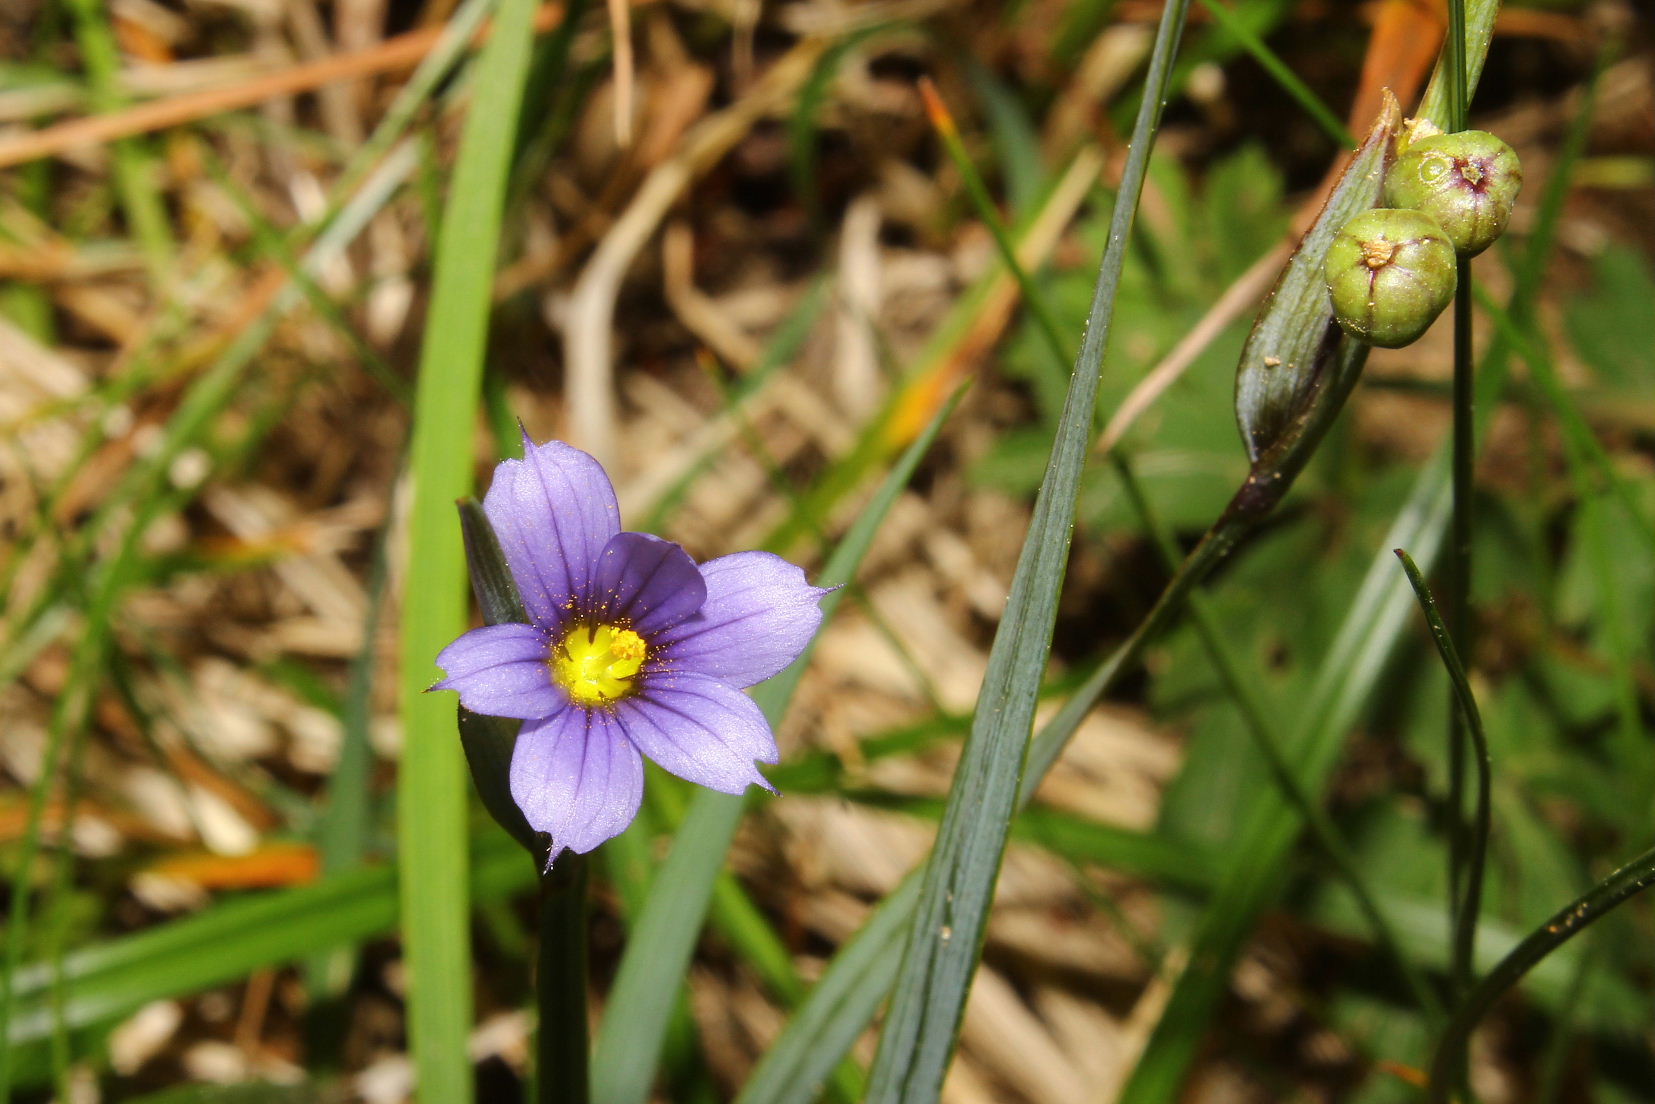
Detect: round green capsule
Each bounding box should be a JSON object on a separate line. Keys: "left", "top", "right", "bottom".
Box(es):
{"left": 1324, "top": 208, "right": 1457, "bottom": 348}
{"left": 1385, "top": 130, "right": 1522, "bottom": 256}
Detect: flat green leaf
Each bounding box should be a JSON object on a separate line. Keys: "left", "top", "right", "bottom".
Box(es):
{"left": 5, "top": 836, "right": 535, "bottom": 1061}
{"left": 394, "top": 0, "right": 541, "bottom": 1098}
{"left": 862, "top": 5, "right": 1192, "bottom": 1100}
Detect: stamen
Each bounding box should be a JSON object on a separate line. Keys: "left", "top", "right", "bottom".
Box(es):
{"left": 552, "top": 623, "right": 648, "bottom": 706}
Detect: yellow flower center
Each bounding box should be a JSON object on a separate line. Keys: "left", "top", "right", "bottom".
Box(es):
{"left": 552, "top": 624, "right": 647, "bottom": 706}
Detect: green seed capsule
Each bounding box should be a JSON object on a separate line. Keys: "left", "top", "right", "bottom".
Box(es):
{"left": 1385, "top": 130, "right": 1522, "bottom": 256}
{"left": 1324, "top": 208, "right": 1457, "bottom": 348}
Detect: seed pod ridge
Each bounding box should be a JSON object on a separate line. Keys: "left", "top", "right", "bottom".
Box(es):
{"left": 1385, "top": 129, "right": 1522, "bottom": 256}
{"left": 1324, "top": 207, "right": 1457, "bottom": 348}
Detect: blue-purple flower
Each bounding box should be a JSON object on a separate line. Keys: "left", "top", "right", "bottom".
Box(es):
{"left": 434, "top": 437, "right": 829, "bottom": 860}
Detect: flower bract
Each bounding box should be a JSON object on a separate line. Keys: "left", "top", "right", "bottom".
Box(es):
{"left": 434, "top": 437, "right": 830, "bottom": 861}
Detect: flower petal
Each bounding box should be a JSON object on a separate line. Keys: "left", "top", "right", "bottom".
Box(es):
{"left": 654, "top": 552, "right": 831, "bottom": 687}
{"left": 617, "top": 672, "right": 778, "bottom": 794}
{"left": 433, "top": 623, "right": 562, "bottom": 720}
{"left": 510, "top": 705, "right": 643, "bottom": 858}
{"left": 589, "top": 532, "right": 708, "bottom": 637}
{"left": 483, "top": 438, "right": 621, "bottom": 627}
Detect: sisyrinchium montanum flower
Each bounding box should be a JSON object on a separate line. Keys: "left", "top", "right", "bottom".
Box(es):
{"left": 433, "top": 436, "right": 831, "bottom": 863}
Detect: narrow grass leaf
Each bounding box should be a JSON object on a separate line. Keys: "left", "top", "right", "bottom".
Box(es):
{"left": 590, "top": 387, "right": 965, "bottom": 1104}
{"left": 863, "top": 5, "right": 1191, "bottom": 1100}
{"left": 1424, "top": 843, "right": 1655, "bottom": 1103}
{"left": 1395, "top": 550, "right": 1491, "bottom": 1018}
{"left": 395, "top": 0, "right": 540, "bottom": 1098}
{"left": 4, "top": 835, "right": 536, "bottom": 1059}
{"left": 1193, "top": 0, "right": 1351, "bottom": 146}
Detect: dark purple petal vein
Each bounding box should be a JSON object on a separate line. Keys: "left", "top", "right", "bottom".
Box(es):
{"left": 483, "top": 438, "right": 620, "bottom": 627}
{"left": 617, "top": 673, "right": 778, "bottom": 794}
{"left": 590, "top": 531, "right": 708, "bottom": 636}
{"left": 510, "top": 706, "right": 644, "bottom": 857}
{"left": 433, "top": 623, "right": 563, "bottom": 720}
{"left": 654, "top": 551, "right": 831, "bottom": 687}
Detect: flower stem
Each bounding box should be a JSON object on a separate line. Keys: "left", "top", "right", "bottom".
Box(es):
{"left": 1425, "top": 844, "right": 1655, "bottom": 1103}
{"left": 1442, "top": 0, "right": 1475, "bottom": 1013}
{"left": 536, "top": 856, "right": 591, "bottom": 1104}
{"left": 1120, "top": 458, "right": 1443, "bottom": 1023}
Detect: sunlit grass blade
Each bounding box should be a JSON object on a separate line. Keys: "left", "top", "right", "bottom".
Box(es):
{"left": 862, "top": 5, "right": 1191, "bottom": 1100}
{"left": 62, "top": 0, "right": 173, "bottom": 276}
{"left": 395, "top": 0, "right": 540, "bottom": 1098}
{"left": 590, "top": 386, "right": 965, "bottom": 1104}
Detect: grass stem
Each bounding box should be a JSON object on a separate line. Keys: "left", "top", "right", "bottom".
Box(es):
{"left": 1121, "top": 460, "right": 1443, "bottom": 1022}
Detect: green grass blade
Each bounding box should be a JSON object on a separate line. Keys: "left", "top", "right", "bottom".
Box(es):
{"left": 863, "top": 6, "right": 1191, "bottom": 1100}
{"left": 590, "top": 387, "right": 965, "bottom": 1104}
{"left": 305, "top": 524, "right": 395, "bottom": 1002}
{"left": 1395, "top": 550, "right": 1491, "bottom": 1018}
{"left": 395, "top": 0, "right": 541, "bottom": 1098}
{"left": 62, "top": 0, "right": 174, "bottom": 275}
{"left": 3, "top": 835, "right": 536, "bottom": 1060}
{"left": 1118, "top": 459, "right": 1455, "bottom": 1104}
{"left": 1425, "top": 843, "right": 1655, "bottom": 1104}
{"left": 736, "top": 876, "right": 922, "bottom": 1104}
{"left": 1192, "top": 0, "right": 1351, "bottom": 146}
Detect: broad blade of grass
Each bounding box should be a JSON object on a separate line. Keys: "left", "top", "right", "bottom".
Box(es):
{"left": 862, "top": 5, "right": 1190, "bottom": 1099}
{"left": 590, "top": 387, "right": 964, "bottom": 1104}
{"left": 395, "top": 0, "right": 540, "bottom": 1098}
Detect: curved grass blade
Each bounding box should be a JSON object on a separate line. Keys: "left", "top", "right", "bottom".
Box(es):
{"left": 1396, "top": 549, "right": 1491, "bottom": 1000}
{"left": 862, "top": 5, "right": 1192, "bottom": 1099}
{"left": 395, "top": 0, "right": 540, "bottom": 1098}
{"left": 1119, "top": 12, "right": 1514, "bottom": 1097}
{"left": 1119, "top": 460, "right": 1454, "bottom": 1104}
{"left": 1425, "top": 843, "right": 1655, "bottom": 1103}
{"left": 589, "top": 386, "right": 966, "bottom": 1104}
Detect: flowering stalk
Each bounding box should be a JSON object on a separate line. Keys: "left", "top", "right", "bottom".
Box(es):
{"left": 535, "top": 857, "right": 589, "bottom": 1104}
{"left": 441, "top": 435, "right": 829, "bottom": 1097}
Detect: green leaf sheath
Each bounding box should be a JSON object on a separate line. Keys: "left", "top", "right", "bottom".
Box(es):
{"left": 1233, "top": 94, "right": 1397, "bottom": 472}
{"left": 863, "top": 4, "right": 1192, "bottom": 1102}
